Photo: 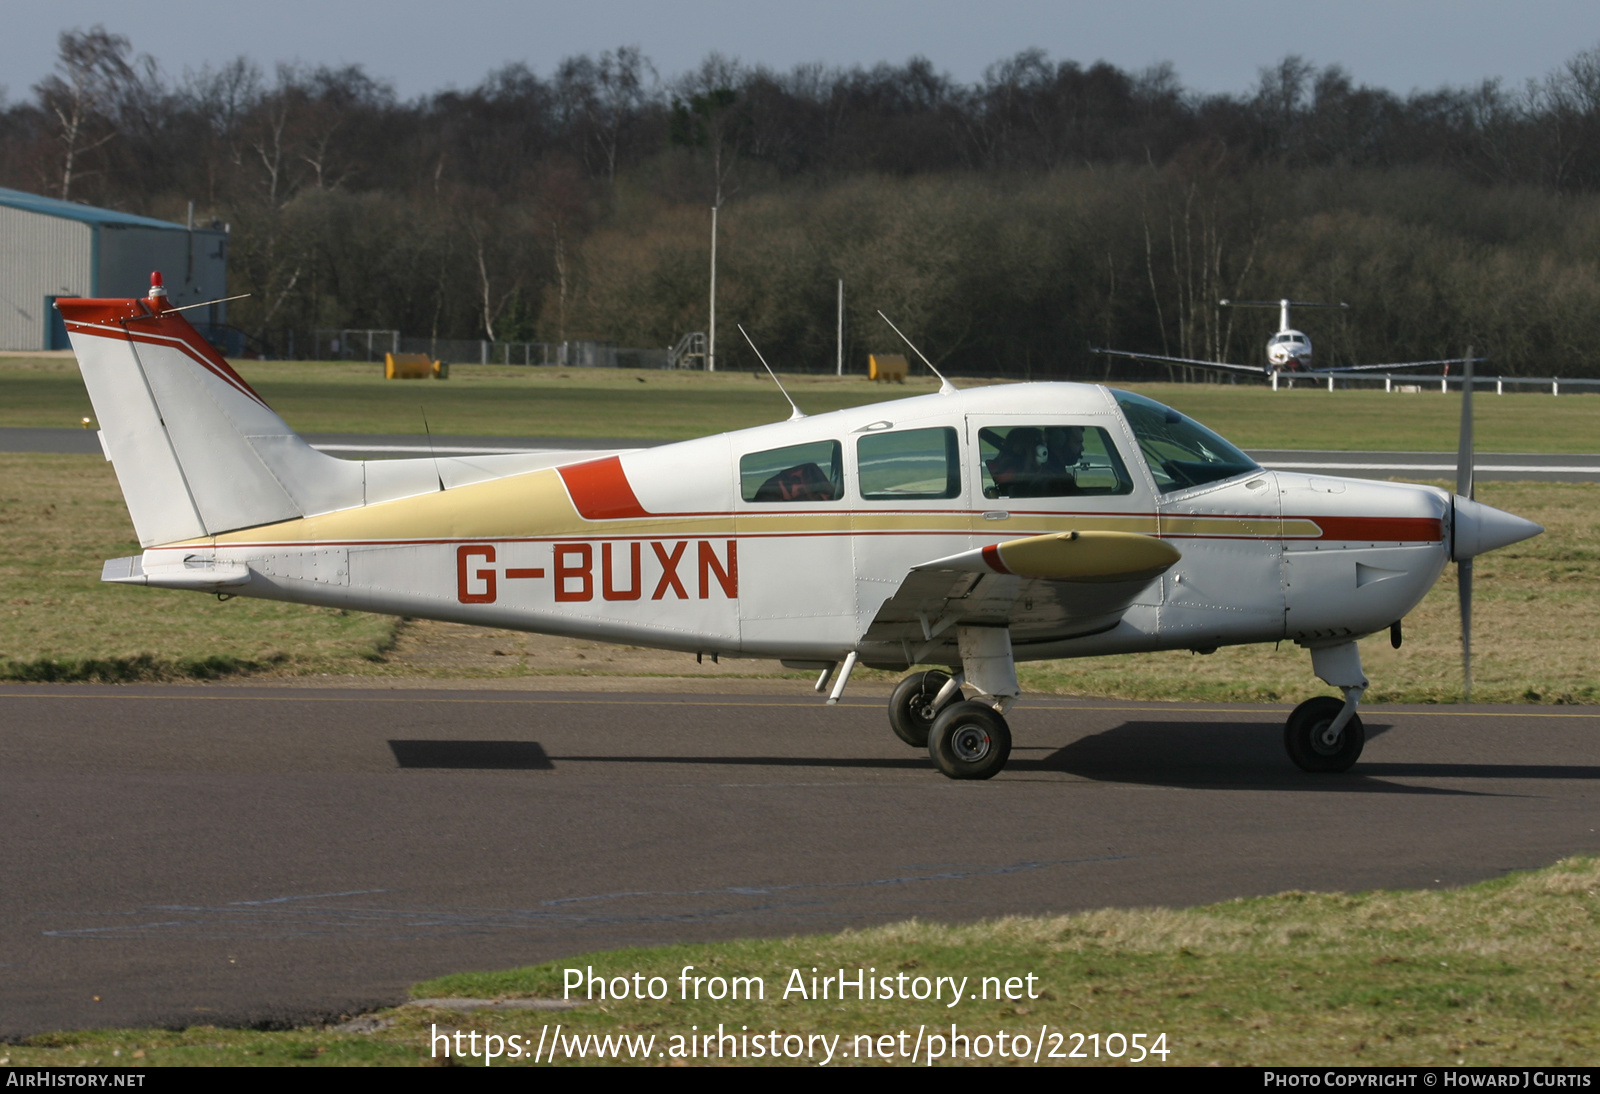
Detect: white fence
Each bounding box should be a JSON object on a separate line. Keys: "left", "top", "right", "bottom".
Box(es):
{"left": 312, "top": 329, "right": 400, "bottom": 361}
{"left": 1301, "top": 371, "right": 1600, "bottom": 395}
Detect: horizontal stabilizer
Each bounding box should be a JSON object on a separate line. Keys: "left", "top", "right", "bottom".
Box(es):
{"left": 102, "top": 554, "right": 251, "bottom": 589}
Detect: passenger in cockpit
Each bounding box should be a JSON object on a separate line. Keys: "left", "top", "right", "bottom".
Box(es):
{"left": 754, "top": 462, "right": 837, "bottom": 502}
{"left": 986, "top": 427, "right": 1045, "bottom": 497}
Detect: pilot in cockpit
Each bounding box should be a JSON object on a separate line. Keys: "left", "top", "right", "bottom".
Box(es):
{"left": 985, "top": 425, "right": 1084, "bottom": 497}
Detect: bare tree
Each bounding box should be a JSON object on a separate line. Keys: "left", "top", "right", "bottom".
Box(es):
{"left": 672, "top": 53, "right": 747, "bottom": 207}
{"left": 34, "top": 26, "right": 139, "bottom": 199}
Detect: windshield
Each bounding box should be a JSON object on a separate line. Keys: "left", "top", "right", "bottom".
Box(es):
{"left": 1111, "top": 390, "right": 1259, "bottom": 493}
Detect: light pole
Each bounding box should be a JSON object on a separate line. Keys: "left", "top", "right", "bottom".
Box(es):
{"left": 836, "top": 278, "right": 844, "bottom": 376}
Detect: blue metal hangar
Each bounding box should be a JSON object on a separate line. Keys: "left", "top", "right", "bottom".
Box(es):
{"left": 0, "top": 186, "right": 228, "bottom": 351}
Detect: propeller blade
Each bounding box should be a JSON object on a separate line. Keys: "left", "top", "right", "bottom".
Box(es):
{"left": 1459, "top": 557, "right": 1473, "bottom": 703}
{"left": 1456, "top": 345, "right": 1474, "bottom": 501}
{"left": 1456, "top": 344, "right": 1474, "bottom": 702}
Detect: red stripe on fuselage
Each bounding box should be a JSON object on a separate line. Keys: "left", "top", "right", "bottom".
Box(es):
{"left": 558, "top": 456, "right": 651, "bottom": 519}
{"left": 1294, "top": 515, "right": 1443, "bottom": 542}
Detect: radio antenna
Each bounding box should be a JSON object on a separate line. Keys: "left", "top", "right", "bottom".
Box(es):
{"left": 124, "top": 293, "right": 252, "bottom": 322}
{"left": 876, "top": 311, "right": 956, "bottom": 394}
{"left": 164, "top": 292, "right": 252, "bottom": 313}
{"left": 421, "top": 407, "right": 445, "bottom": 491}
{"left": 738, "top": 323, "right": 805, "bottom": 421}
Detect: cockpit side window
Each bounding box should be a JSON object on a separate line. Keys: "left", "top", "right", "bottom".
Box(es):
{"left": 857, "top": 427, "right": 960, "bottom": 500}
{"left": 976, "top": 425, "right": 1133, "bottom": 498}
{"left": 740, "top": 440, "right": 843, "bottom": 503}
{"left": 1110, "top": 390, "right": 1259, "bottom": 493}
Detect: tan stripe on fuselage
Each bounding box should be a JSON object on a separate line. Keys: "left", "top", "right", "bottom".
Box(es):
{"left": 179, "top": 468, "right": 1168, "bottom": 547}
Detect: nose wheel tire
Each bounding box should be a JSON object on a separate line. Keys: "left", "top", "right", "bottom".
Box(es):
{"left": 889, "top": 670, "right": 955, "bottom": 748}
{"left": 928, "top": 700, "right": 1012, "bottom": 780}
{"left": 1284, "top": 695, "right": 1365, "bottom": 773}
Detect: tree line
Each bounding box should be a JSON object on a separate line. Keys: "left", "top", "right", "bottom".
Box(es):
{"left": 5, "top": 28, "right": 1600, "bottom": 376}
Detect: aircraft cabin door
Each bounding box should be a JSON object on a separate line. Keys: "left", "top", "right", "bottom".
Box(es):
{"left": 966, "top": 412, "right": 1158, "bottom": 532}
{"left": 964, "top": 412, "right": 1166, "bottom": 650}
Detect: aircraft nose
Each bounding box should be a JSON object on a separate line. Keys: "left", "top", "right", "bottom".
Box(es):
{"left": 1451, "top": 495, "right": 1544, "bottom": 561}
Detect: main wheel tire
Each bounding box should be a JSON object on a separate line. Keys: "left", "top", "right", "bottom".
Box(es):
{"left": 889, "top": 670, "right": 954, "bottom": 748}
{"left": 928, "top": 700, "right": 1012, "bottom": 780}
{"left": 1284, "top": 695, "right": 1365, "bottom": 773}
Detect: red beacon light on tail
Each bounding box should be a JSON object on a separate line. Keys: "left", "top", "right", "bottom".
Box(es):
{"left": 146, "top": 271, "right": 168, "bottom": 310}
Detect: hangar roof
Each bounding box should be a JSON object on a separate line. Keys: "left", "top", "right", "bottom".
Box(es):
{"left": 0, "top": 186, "right": 188, "bottom": 231}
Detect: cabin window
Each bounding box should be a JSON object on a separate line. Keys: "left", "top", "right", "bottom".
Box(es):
{"left": 857, "top": 427, "right": 961, "bottom": 500}
{"left": 740, "top": 440, "right": 843, "bottom": 502}
{"left": 1111, "top": 390, "right": 1259, "bottom": 492}
{"left": 977, "top": 425, "right": 1133, "bottom": 499}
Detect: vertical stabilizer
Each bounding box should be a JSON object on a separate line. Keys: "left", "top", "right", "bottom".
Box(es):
{"left": 58, "top": 275, "right": 364, "bottom": 546}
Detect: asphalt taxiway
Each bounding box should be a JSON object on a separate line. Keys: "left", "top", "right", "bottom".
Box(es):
{"left": 3, "top": 685, "right": 1597, "bottom": 1039}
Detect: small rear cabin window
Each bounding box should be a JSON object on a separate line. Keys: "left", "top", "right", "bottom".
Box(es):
{"left": 857, "top": 427, "right": 961, "bottom": 500}
{"left": 740, "top": 440, "right": 843, "bottom": 503}
{"left": 977, "top": 425, "right": 1134, "bottom": 499}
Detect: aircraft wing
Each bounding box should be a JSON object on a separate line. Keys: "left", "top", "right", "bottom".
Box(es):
{"left": 1089, "top": 347, "right": 1266, "bottom": 376}
{"left": 1307, "top": 357, "right": 1487, "bottom": 374}
{"left": 857, "top": 531, "right": 1179, "bottom": 667}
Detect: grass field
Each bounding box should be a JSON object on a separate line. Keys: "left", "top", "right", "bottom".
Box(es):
{"left": 0, "top": 453, "right": 399, "bottom": 680}
{"left": 4, "top": 858, "right": 1597, "bottom": 1066}
{"left": 3, "top": 354, "right": 1598, "bottom": 450}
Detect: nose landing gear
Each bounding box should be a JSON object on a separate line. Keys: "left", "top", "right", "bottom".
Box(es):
{"left": 1287, "top": 640, "right": 1369, "bottom": 773}
{"left": 1284, "top": 695, "right": 1365, "bottom": 772}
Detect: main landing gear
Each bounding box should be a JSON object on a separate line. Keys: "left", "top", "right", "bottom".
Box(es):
{"left": 887, "top": 626, "right": 1018, "bottom": 780}
{"left": 1285, "top": 640, "right": 1368, "bottom": 773}
{"left": 885, "top": 635, "right": 1372, "bottom": 779}
{"left": 888, "top": 670, "right": 954, "bottom": 747}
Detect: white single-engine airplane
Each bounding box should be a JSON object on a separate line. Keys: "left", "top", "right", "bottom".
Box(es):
{"left": 59, "top": 275, "right": 1542, "bottom": 780}
{"left": 1093, "top": 298, "right": 1480, "bottom": 380}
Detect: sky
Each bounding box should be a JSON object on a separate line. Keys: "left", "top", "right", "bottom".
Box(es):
{"left": 2, "top": 0, "right": 1597, "bottom": 103}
